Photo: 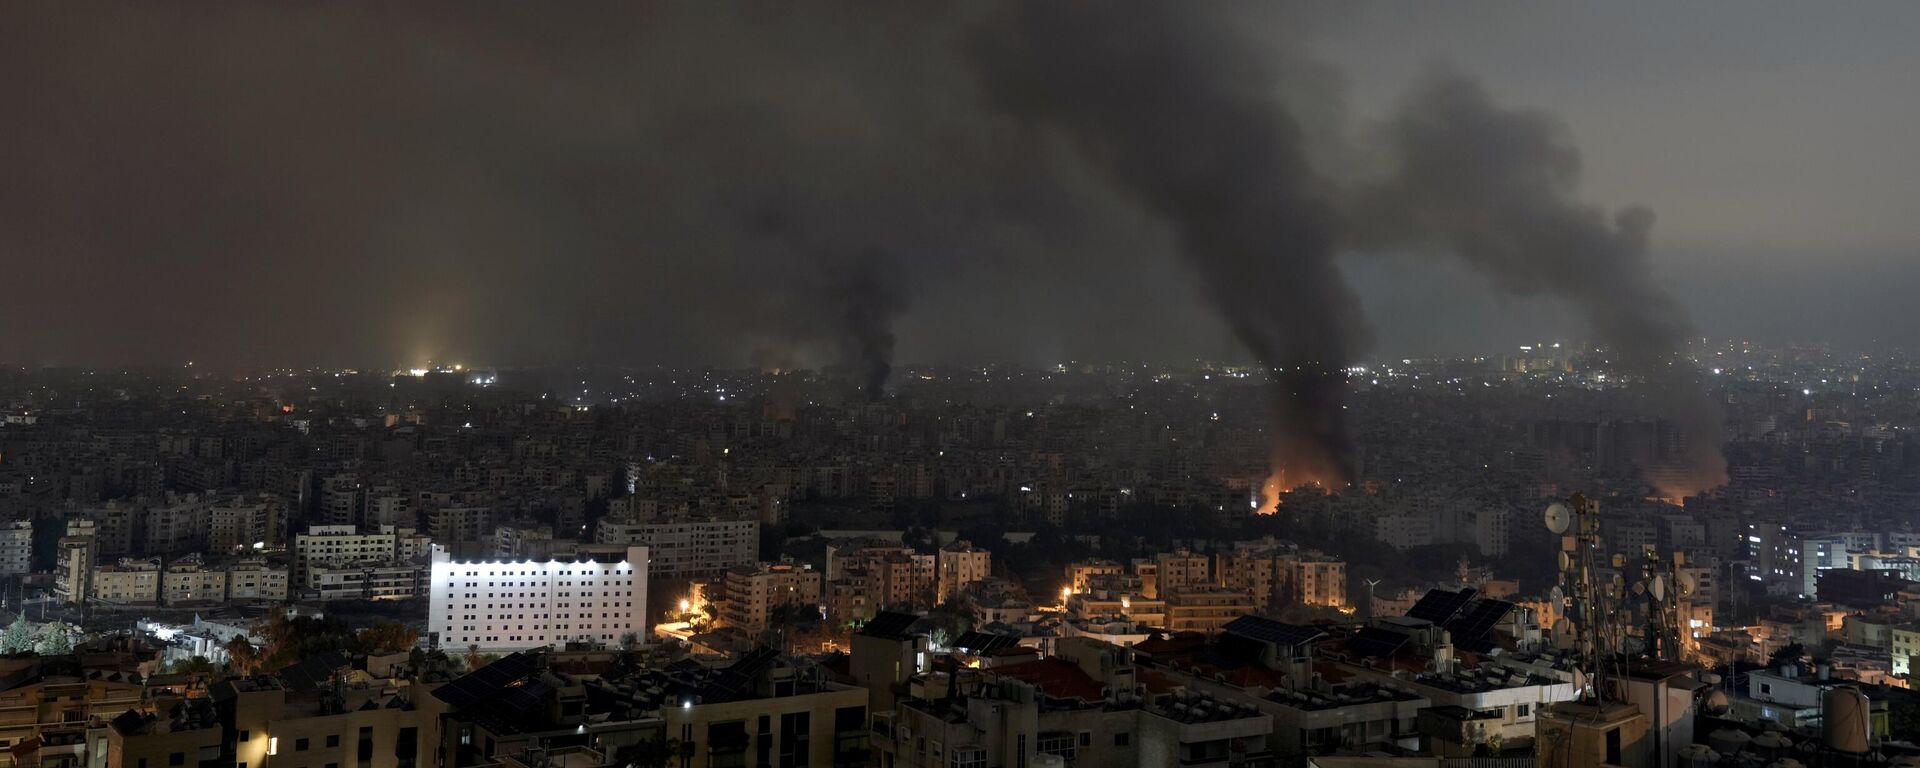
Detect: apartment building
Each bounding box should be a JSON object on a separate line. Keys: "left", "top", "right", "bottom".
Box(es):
{"left": 428, "top": 544, "right": 650, "bottom": 651}
{"left": 597, "top": 516, "right": 756, "bottom": 580}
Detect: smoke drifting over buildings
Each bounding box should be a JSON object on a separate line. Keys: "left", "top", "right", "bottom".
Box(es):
{"left": 1348, "top": 72, "right": 1728, "bottom": 493}
{"left": 0, "top": 3, "right": 1730, "bottom": 491}
{"left": 836, "top": 252, "right": 909, "bottom": 401}
{"left": 971, "top": 4, "right": 1370, "bottom": 486}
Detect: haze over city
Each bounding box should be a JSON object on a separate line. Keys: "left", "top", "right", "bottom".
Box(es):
{"left": 3, "top": 3, "right": 1920, "bottom": 767}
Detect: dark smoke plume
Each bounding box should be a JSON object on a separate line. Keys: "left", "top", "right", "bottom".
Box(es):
{"left": 970, "top": 4, "right": 1371, "bottom": 485}
{"left": 1350, "top": 71, "right": 1727, "bottom": 494}
{"left": 836, "top": 252, "right": 909, "bottom": 400}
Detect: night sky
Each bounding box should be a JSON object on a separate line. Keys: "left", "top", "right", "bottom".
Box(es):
{"left": 4, "top": 2, "right": 1915, "bottom": 369}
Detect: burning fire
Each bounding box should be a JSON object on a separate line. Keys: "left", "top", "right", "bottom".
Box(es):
{"left": 1253, "top": 468, "right": 1335, "bottom": 514}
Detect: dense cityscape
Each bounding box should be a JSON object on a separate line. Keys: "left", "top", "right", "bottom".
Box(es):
{"left": 8, "top": 2, "right": 1920, "bottom": 768}
{"left": 0, "top": 339, "right": 1913, "bottom": 766}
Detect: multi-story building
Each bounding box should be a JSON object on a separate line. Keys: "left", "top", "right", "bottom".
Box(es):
{"left": 92, "top": 559, "right": 163, "bottom": 605}
{"left": 226, "top": 559, "right": 292, "bottom": 601}
{"left": 77, "top": 499, "right": 140, "bottom": 557}
{"left": 1164, "top": 588, "right": 1257, "bottom": 634}
{"left": 206, "top": 493, "right": 284, "bottom": 553}
{"left": 428, "top": 506, "right": 495, "bottom": 550}
{"left": 144, "top": 494, "right": 210, "bottom": 556}
{"left": 317, "top": 471, "right": 363, "bottom": 526}
{"left": 97, "top": 673, "right": 445, "bottom": 768}
{"left": 935, "top": 541, "right": 990, "bottom": 604}
{"left": 718, "top": 561, "right": 823, "bottom": 634}
{"left": 293, "top": 525, "right": 430, "bottom": 586}
{"left": 1215, "top": 540, "right": 1349, "bottom": 613}
{"left": 828, "top": 570, "right": 879, "bottom": 626}
{"left": 0, "top": 520, "right": 33, "bottom": 576}
{"left": 54, "top": 526, "right": 96, "bottom": 605}
{"left": 1152, "top": 549, "right": 1211, "bottom": 599}
{"left": 874, "top": 637, "right": 1274, "bottom": 768}
{"left": 428, "top": 544, "right": 650, "bottom": 651}
{"left": 596, "top": 516, "right": 756, "bottom": 580}
{"left": 1065, "top": 560, "right": 1126, "bottom": 594}
{"left": 0, "top": 657, "right": 147, "bottom": 767}
{"left": 1282, "top": 553, "right": 1347, "bottom": 609}
{"left": 1891, "top": 623, "right": 1920, "bottom": 676}
{"left": 161, "top": 555, "right": 227, "bottom": 605}
{"left": 1374, "top": 513, "right": 1435, "bottom": 551}
{"left": 304, "top": 562, "right": 428, "bottom": 601}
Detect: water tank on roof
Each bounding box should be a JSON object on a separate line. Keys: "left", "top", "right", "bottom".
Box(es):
{"left": 1822, "top": 687, "right": 1871, "bottom": 754}
{"left": 1707, "top": 729, "right": 1752, "bottom": 755}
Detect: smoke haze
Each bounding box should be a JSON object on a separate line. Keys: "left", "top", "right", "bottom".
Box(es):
{"left": 1349, "top": 71, "right": 1728, "bottom": 492}
{"left": 0, "top": 2, "right": 1803, "bottom": 490}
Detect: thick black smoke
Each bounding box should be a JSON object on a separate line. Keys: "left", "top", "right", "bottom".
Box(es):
{"left": 970, "top": 4, "right": 1371, "bottom": 484}
{"left": 836, "top": 252, "right": 909, "bottom": 400}
{"left": 1349, "top": 71, "right": 1727, "bottom": 494}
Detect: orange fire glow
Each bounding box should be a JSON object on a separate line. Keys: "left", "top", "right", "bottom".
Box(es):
{"left": 1254, "top": 468, "right": 1336, "bottom": 514}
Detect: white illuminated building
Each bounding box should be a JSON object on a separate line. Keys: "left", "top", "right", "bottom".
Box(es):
{"left": 429, "top": 543, "right": 649, "bottom": 652}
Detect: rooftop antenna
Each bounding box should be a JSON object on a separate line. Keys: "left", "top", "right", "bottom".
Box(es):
{"left": 1361, "top": 579, "right": 1382, "bottom": 619}
{"left": 1546, "top": 494, "right": 1627, "bottom": 704}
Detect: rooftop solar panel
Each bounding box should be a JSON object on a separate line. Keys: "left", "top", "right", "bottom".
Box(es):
{"left": 1344, "top": 627, "right": 1412, "bottom": 659}
{"left": 1406, "top": 588, "right": 1476, "bottom": 624}
{"left": 857, "top": 611, "right": 920, "bottom": 640}
{"left": 954, "top": 631, "right": 1019, "bottom": 653}
{"left": 432, "top": 652, "right": 538, "bottom": 708}
{"left": 1445, "top": 599, "right": 1515, "bottom": 645}
{"left": 1221, "top": 616, "right": 1326, "bottom": 648}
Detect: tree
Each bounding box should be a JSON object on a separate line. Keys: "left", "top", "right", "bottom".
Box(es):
{"left": 625, "top": 736, "right": 684, "bottom": 768}
{"left": 169, "top": 655, "right": 220, "bottom": 678}
{"left": 226, "top": 635, "right": 260, "bottom": 676}
{"left": 359, "top": 621, "right": 420, "bottom": 654}
{"left": 31, "top": 623, "right": 70, "bottom": 656}
{"left": 0, "top": 617, "right": 34, "bottom": 654}
{"left": 618, "top": 631, "right": 640, "bottom": 651}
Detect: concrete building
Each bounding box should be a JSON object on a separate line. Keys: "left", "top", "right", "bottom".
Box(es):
{"left": 92, "top": 559, "right": 162, "bottom": 605}
{"left": 935, "top": 541, "right": 991, "bottom": 604}
{"left": 874, "top": 637, "right": 1274, "bottom": 768}
{"left": 206, "top": 493, "right": 284, "bottom": 553}
{"left": 428, "top": 544, "right": 649, "bottom": 651}
{"left": 1152, "top": 549, "right": 1212, "bottom": 599}
{"left": 160, "top": 556, "right": 227, "bottom": 605}
{"left": 1164, "top": 589, "right": 1257, "bottom": 634}
{"left": 54, "top": 528, "right": 95, "bottom": 605}
{"left": 1065, "top": 560, "right": 1126, "bottom": 594}
{"left": 304, "top": 562, "right": 428, "bottom": 601}
{"left": 0, "top": 520, "right": 32, "bottom": 576}
{"left": 100, "top": 673, "right": 445, "bottom": 768}
{"left": 226, "top": 559, "right": 292, "bottom": 601}
{"left": 717, "top": 561, "right": 822, "bottom": 634}
{"left": 293, "top": 524, "right": 430, "bottom": 587}
{"left": 596, "top": 516, "right": 756, "bottom": 580}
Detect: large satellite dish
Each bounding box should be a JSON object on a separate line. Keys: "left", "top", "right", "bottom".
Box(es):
{"left": 1544, "top": 502, "right": 1572, "bottom": 534}
{"left": 1651, "top": 575, "right": 1667, "bottom": 601}
{"left": 1551, "top": 618, "right": 1578, "bottom": 649}
{"left": 1677, "top": 573, "right": 1697, "bottom": 596}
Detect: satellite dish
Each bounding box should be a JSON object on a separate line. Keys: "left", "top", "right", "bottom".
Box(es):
{"left": 1544, "top": 502, "right": 1572, "bottom": 534}
{"left": 1611, "top": 553, "right": 1627, "bottom": 569}
{"left": 1678, "top": 573, "right": 1697, "bottom": 596}
{"left": 1551, "top": 619, "right": 1577, "bottom": 649}
{"left": 1652, "top": 575, "right": 1668, "bottom": 601}
{"left": 1549, "top": 585, "right": 1565, "bottom": 604}
{"left": 1557, "top": 551, "right": 1573, "bottom": 572}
